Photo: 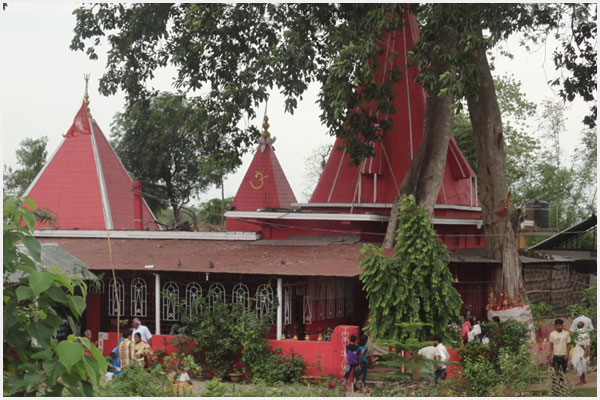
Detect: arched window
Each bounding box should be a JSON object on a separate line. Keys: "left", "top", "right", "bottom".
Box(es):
{"left": 255, "top": 284, "right": 274, "bottom": 324}
{"left": 336, "top": 279, "right": 345, "bottom": 318}
{"left": 108, "top": 278, "right": 125, "bottom": 316}
{"left": 89, "top": 278, "right": 105, "bottom": 294}
{"left": 131, "top": 278, "right": 147, "bottom": 317}
{"left": 208, "top": 282, "right": 226, "bottom": 311}
{"left": 185, "top": 282, "right": 203, "bottom": 315}
{"left": 284, "top": 286, "right": 292, "bottom": 325}
{"left": 232, "top": 283, "right": 250, "bottom": 311}
{"left": 162, "top": 281, "right": 179, "bottom": 321}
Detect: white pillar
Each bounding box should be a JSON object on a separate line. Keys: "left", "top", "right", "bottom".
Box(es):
{"left": 155, "top": 273, "right": 161, "bottom": 335}
{"left": 276, "top": 278, "right": 283, "bottom": 340}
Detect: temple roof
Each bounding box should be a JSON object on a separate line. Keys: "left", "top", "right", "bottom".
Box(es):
{"left": 24, "top": 95, "right": 158, "bottom": 230}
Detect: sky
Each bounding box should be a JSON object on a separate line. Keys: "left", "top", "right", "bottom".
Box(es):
{"left": 0, "top": 2, "right": 592, "bottom": 205}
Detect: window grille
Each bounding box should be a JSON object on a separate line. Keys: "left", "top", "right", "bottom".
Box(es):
{"left": 327, "top": 280, "right": 336, "bottom": 319}
{"left": 130, "top": 278, "right": 147, "bottom": 317}
{"left": 336, "top": 279, "right": 345, "bottom": 318}
{"left": 317, "top": 281, "right": 326, "bottom": 320}
{"left": 283, "top": 286, "right": 292, "bottom": 325}
{"left": 345, "top": 280, "right": 353, "bottom": 316}
{"left": 256, "top": 284, "right": 274, "bottom": 324}
{"left": 162, "top": 281, "right": 179, "bottom": 321}
{"left": 89, "top": 279, "right": 105, "bottom": 293}
{"left": 208, "top": 282, "right": 226, "bottom": 311}
{"left": 304, "top": 284, "right": 314, "bottom": 324}
{"left": 108, "top": 278, "right": 125, "bottom": 316}
{"left": 232, "top": 283, "right": 250, "bottom": 311}
{"left": 185, "top": 282, "right": 203, "bottom": 315}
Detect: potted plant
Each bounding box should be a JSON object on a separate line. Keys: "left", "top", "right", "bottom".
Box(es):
{"left": 228, "top": 367, "right": 244, "bottom": 383}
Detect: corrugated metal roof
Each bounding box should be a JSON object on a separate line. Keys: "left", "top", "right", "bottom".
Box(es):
{"left": 529, "top": 215, "right": 596, "bottom": 250}
{"left": 38, "top": 238, "right": 366, "bottom": 277}
{"left": 8, "top": 243, "right": 96, "bottom": 282}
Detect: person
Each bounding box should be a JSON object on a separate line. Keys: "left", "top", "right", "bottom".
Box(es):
{"left": 343, "top": 335, "right": 360, "bottom": 392}
{"left": 132, "top": 318, "right": 153, "bottom": 346}
{"left": 570, "top": 313, "right": 594, "bottom": 333}
{"left": 84, "top": 329, "right": 97, "bottom": 346}
{"left": 357, "top": 335, "right": 369, "bottom": 391}
{"left": 417, "top": 337, "right": 441, "bottom": 382}
{"left": 468, "top": 317, "right": 482, "bottom": 343}
{"left": 169, "top": 323, "right": 181, "bottom": 336}
{"left": 105, "top": 352, "right": 121, "bottom": 380}
{"left": 460, "top": 316, "right": 472, "bottom": 344}
{"left": 118, "top": 329, "right": 136, "bottom": 368}
{"left": 571, "top": 321, "right": 590, "bottom": 385}
{"left": 548, "top": 318, "right": 570, "bottom": 374}
{"left": 133, "top": 332, "right": 153, "bottom": 368}
{"left": 433, "top": 335, "right": 450, "bottom": 383}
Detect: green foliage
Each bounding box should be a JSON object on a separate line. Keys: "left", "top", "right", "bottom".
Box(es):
{"left": 3, "top": 197, "right": 106, "bottom": 396}
{"left": 111, "top": 92, "right": 242, "bottom": 221}
{"left": 359, "top": 195, "right": 462, "bottom": 342}
{"left": 3, "top": 136, "right": 48, "bottom": 197}
{"left": 96, "top": 365, "right": 172, "bottom": 397}
{"left": 232, "top": 382, "right": 342, "bottom": 397}
{"left": 198, "top": 198, "right": 233, "bottom": 226}
{"left": 458, "top": 318, "right": 547, "bottom": 396}
{"left": 250, "top": 348, "right": 305, "bottom": 385}
{"left": 177, "top": 290, "right": 274, "bottom": 380}
{"left": 203, "top": 378, "right": 227, "bottom": 397}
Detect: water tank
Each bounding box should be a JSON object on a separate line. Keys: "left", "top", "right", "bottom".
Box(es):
{"left": 524, "top": 198, "right": 550, "bottom": 229}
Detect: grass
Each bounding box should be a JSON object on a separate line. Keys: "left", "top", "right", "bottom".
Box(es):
{"left": 575, "top": 387, "right": 597, "bottom": 397}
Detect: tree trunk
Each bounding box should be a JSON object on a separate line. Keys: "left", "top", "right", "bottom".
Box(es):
{"left": 466, "top": 34, "right": 524, "bottom": 303}
{"left": 383, "top": 33, "right": 457, "bottom": 249}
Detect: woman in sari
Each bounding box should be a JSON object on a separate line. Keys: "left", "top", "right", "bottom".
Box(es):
{"left": 571, "top": 321, "right": 590, "bottom": 385}
{"left": 133, "top": 332, "right": 153, "bottom": 368}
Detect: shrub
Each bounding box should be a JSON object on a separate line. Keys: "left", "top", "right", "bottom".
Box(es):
{"left": 202, "top": 378, "right": 226, "bottom": 397}
{"left": 250, "top": 349, "right": 305, "bottom": 385}
{"left": 96, "top": 365, "right": 171, "bottom": 397}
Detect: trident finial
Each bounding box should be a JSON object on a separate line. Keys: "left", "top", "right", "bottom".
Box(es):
{"left": 84, "top": 74, "right": 90, "bottom": 98}
{"left": 261, "top": 98, "right": 270, "bottom": 138}
{"left": 83, "top": 73, "right": 91, "bottom": 117}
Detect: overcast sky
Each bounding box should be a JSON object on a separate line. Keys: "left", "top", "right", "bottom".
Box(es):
{"left": 1, "top": 2, "right": 591, "bottom": 204}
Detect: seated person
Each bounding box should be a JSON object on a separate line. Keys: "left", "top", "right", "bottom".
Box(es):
{"left": 133, "top": 332, "right": 153, "bottom": 368}
{"left": 105, "top": 352, "right": 121, "bottom": 380}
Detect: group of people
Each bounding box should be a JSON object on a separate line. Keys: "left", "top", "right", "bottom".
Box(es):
{"left": 549, "top": 314, "right": 594, "bottom": 386}
{"left": 343, "top": 334, "right": 369, "bottom": 392}
{"left": 460, "top": 315, "right": 493, "bottom": 344}
{"left": 105, "top": 318, "right": 153, "bottom": 380}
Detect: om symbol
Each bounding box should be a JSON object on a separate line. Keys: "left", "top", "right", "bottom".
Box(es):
{"left": 249, "top": 171, "right": 269, "bottom": 190}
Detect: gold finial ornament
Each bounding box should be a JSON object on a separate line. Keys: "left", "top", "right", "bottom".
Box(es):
{"left": 261, "top": 115, "right": 270, "bottom": 138}
{"left": 83, "top": 73, "right": 92, "bottom": 117}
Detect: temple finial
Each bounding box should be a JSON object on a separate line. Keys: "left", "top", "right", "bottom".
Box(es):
{"left": 261, "top": 98, "right": 270, "bottom": 138}
{"left": 83, "top": 73, "right": 91, "bottom": 117}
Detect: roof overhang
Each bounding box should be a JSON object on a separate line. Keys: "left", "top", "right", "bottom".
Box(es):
{"left": 225, "top": 210, "right": 482, "bottom": 227}
{"left": 291, "top": 202, "right": 482, "bottom": 212}
{"left": 34, "top": 230, "right": 260, "bottom": 241}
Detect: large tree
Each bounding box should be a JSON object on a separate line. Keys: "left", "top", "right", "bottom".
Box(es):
{"left": 3, "top": 136, "right": 48, "bottom": 197}
{"left": 111, "top": 92, "right": 244, "bottom": 223}
{"left": 71, "top": 3, "right": 596, "bottom": 302}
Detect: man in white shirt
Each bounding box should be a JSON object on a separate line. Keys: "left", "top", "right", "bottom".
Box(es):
{"left": 418, "top": 341, "right": 441, "bottom": 382}
{"left": 570, "top": 313, "right": 594, "bottom": 333}
{"left": 433, "top": 335, "right": 450, "bottom": 383}
{"left": 132, "top": 318, "right": 153, "bottom": 347}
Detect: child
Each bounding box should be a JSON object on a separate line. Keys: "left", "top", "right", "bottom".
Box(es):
{"left": 105, "top": 352, "right": 121, "bottom": 380}
{"left": 343, "top": 335, "right": 360, "bottom": 392}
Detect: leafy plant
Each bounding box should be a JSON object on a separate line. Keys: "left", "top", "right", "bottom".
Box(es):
{"left": 96, "top": 365, "right": 172, "bottom": 397}
{"left": 164, "top": 352, "right": 202, "bottom": 377}
{"left": 202, "top": 378, "right": 226, "bottom": 397}
{"left": 251, "top": 348, "right": 305, "bottom": 385}
{"left": 359, "top": 195, "right": 462, "bottom": 342}
{"left": 3, "top": 197, "right": 106, "bottom": 396}
{"left": 529, "top": 301, "right": 554, "bottom": 339}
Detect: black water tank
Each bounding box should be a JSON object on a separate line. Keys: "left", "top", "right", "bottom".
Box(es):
{"left": 525, "top": 198, "right": 550, "bottom": 229}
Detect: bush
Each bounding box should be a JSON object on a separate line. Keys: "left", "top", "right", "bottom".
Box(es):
{"left": 250, "top": 349, "right": 305, "bottom": 385}
{"left": 96, "top": 365, "right": 172, "bottom": 397}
